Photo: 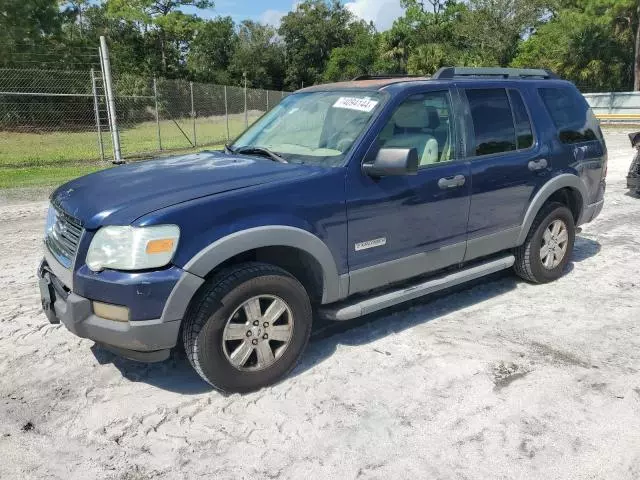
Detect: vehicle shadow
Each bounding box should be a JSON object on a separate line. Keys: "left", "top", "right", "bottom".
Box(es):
{"left": 92, "top": 235, "right": 602, "bottom": 394}
{"left": 91, "top": 344, "right": 213, "bottom": 395}
{"left": 572, "top": 235, "right": 601, "bottom": 263}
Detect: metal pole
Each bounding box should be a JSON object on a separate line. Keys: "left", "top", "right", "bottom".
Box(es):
{"left": 98, "top": 46, "right": 112, "bottom": 155}
{"left": 153, "top": 77, "right": 162, "bottom": 151}
{"left": 90, "top": 68, "right": 105, "bottom": 162}
{"left": 99, "top": 36, "right": 123, "bottom": 164}
{"left": 224, "top": 85, "right": 230, "bottom": 142}
{"left": 244, "top": 73, "right": 248, "bottom": 128}
{"left": 190, "top": 81, "right": 197, "bottom": 146}
{"left": 266, "top": 90, "right": 269, "bottom": 111}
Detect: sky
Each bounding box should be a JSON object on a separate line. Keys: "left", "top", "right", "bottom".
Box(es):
{"left": 195, "top": 0, "right": 405, "bottom": 31}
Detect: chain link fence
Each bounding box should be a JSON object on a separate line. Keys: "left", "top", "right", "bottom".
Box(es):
{"left": 113, "top": 75, "right": 286, "bottom": 160}
{"left": 0, "top": 61, "right": 287, "bottom": 170}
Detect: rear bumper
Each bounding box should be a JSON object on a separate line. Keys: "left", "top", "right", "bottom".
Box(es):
{"left": 38, "top": 260, "right": 182, "bottom": 362}
{"left": 579, "top": 199, "right": 604, "bottom": 225}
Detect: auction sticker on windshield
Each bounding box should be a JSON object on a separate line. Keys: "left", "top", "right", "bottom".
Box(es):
{"left": 333, "top": 96, "right": 379, "bottom": 112}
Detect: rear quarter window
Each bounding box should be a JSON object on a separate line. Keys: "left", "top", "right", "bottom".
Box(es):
{"left": 538, "top": 87, "right": 602, "bottom": 144}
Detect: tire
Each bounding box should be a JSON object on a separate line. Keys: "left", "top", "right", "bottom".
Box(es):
{"left": 183, "top": 262, "right": 312, "bottom": 393}
{"left": 514, "top": 202, "right": 576, "bottom": 284}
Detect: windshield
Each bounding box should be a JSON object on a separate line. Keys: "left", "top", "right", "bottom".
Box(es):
{"left": 230, "top": 91, "right": 385, "bottom": 166}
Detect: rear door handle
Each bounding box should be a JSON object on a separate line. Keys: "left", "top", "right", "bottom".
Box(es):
{"left": 528, "top": 158, "right": 548, "bottom": 171}
{"left": 438, "top": 174, "right": 466, "bottom": 189}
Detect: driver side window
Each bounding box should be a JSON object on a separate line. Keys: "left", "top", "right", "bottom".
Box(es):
{"left": 377, "top": 91, "right": 455, "bottom": 167}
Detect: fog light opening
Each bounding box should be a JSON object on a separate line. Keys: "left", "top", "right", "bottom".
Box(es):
{"left": 92, "top": 301, "right": 130, "bottom": 322}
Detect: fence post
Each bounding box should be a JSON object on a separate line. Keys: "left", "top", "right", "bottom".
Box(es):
{"left": 224, "top": 85, "right": 230, "bottom": 142}
{"left": 99, "top": 36, "right": 123, "bottom": 164}
{"left": 266, "top": 90, "right": 269, "bottom": 111}
{"left": 90, "top": 68, "right": 105, "bottom": 162}
{"left": 244, "top": 73, "right": 248, "bottom": 128}
{"left": 190, "top": 81, "right": 197, "bottom": 146}
{"left": 153, "top": 77, "right": 162, "bottom": 151}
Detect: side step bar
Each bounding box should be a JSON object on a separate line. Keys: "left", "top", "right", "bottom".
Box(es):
{"left": 320, "top": 255, "right": 515, "bottom": 321}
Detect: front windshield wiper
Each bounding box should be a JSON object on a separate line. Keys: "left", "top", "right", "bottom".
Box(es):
{"left": 233, "top": 146, "right": 288, "bottom": 164}
{"left": 224, "top": 143, "right": 235, "bottom": 154}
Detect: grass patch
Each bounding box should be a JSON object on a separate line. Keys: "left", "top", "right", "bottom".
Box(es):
{"left": 0, "top": 110, "right": 258, "bottom": 188}
{"left": 0, "top": 143, "right": 228, "bottom": 189}
{"left": 0, "top": 113, "right": 260, "bottom": 168}
{"left": 0, "top": 165, "right": 105, "bottom": 189}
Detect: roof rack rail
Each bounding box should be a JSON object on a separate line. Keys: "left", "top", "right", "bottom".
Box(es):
{"left": 351, "top": 74, "right": 427, "bottom": 81}
{"left": 432, "top": 67, "right": 558, "bottom": 80}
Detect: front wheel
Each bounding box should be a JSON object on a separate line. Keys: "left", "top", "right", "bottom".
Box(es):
{"left": 183, "top": 263, "right": 312, "bottom": 393}
{"left": 514, "top": 202, "right": 576, "bottom": 283}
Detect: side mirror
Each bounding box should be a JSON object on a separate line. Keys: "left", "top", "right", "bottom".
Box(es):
{"left": 362, "top": 148, "right": 419, "bottom": 177}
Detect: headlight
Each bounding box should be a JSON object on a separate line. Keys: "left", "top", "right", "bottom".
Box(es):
{"left": 44, "top": 205, "right": 57, "bottom": 237}
{"left": 86, "top": 225, "right": 180, "bottom": 272}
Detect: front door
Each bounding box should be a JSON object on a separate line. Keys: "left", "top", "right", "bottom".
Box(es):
{"left": 345, "top": 89, "right": 471, "bottom": 295}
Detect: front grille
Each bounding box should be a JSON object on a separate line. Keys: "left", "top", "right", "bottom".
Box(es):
{"left": 45, "top": 207, "right": 83, "bottom": 268}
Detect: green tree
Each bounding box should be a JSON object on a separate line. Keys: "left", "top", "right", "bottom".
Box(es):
{"left": 105, "top": 0, "right": 214, "bottom": 75}
{"left": 228, "top": 21, "right": 286, "bottom": 90}
{"left": 187, "top": 16, "right": 236, "bottom": 83}
{"left": 377, "top": 22, "right": 413, "bottom": 73}
{"left": 0, "top": 0, "right": 66, "bottom": 66}
{"left": 385, "top": 0, "right": 466, "bottom": 75}
{"left": 513, "top": 0, "right": 636, "bottom": 91}
{"left": 69, "top": 4, "right": 150, "bottom": 75}
{"left": 279, "top": 0, "right": 355, "bottom": 89}
{"left": 324, "top": 21, "right": 378, "bottom": 81}
{"left": 455, "top": 0, "right": 549, "bottom": 66}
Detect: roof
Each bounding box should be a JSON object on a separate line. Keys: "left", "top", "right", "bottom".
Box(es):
{"left": 295, "top": 68, "right": 564, "bottom": 93}
{"left": 297, "top": 77, "right": 430, "bottom": 93}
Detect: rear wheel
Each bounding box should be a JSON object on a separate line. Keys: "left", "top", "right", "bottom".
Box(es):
{"left": 514, "top": 202, "right": 575, "bottom": 283}
{"left": 183, "top": 262, "right": 312, "bottom": 393}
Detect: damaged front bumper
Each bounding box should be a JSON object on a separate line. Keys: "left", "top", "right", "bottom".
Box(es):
{"left": 38, "top": 260, "right": 182, "bottom": 363}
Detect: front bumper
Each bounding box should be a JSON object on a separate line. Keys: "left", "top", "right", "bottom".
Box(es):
{"left": 38, "top": 261, "right": 181, "bottom": 362}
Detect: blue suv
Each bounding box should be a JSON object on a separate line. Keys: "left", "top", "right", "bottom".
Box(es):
{"left": 38, "top": 67, "right": 606, "bottom": 392}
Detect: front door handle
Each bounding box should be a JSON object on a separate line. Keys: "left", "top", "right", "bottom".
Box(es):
{"left": 528, "top": 158, "right": 548, "bottom": 171}
{"left": 438, "top": 174, "right": 466, "bottom": 189}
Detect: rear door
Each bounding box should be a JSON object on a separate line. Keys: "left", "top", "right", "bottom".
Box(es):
{"left": 460, "top": 86, "right": 548, "bottom": 261}
{"left": 345, "top": 88, "right": 471, "bottom": 294}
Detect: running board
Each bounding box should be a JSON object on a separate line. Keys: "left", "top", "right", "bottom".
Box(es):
{"left": 320, "top": 255, "right": 515, "bottom": 321}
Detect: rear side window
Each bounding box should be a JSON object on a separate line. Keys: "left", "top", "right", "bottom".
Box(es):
{"left": 466, "top": 89, "right": 516, "bottom": 156}
{"left": 508, "top": 89, "right": 533, "bottom": 149}
{"left": 539, "top": 87, "right": 601, "bottom": 144}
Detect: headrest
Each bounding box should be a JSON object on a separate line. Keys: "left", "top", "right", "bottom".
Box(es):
{"left": 425, "top": 106, "right": 440, "bottom": 130}
{"left": 393, "top": 102, "right": 440, "bottom": 130}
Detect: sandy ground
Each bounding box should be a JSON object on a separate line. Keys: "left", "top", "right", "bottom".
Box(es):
{"left": 1, "top": 130, "right": 639, "bottom": 480}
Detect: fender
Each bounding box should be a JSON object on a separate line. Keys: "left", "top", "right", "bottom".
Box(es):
{"left": 516, "top": 173, "right": 588, "bottom": 245}
{"left": 182, "top": 226, "right": 345, "bottom": 304}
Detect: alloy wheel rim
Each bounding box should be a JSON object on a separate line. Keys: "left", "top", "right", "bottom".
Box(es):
{"left": 540, "top": 219, "right": 569, "bottom": 269}
{"left": 222, "top": 295, "right": 294, "bottom": 372}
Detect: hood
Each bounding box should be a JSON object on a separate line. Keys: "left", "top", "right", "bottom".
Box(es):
{"left": 51, "top": 151, "right": 320, "bottom": 229}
